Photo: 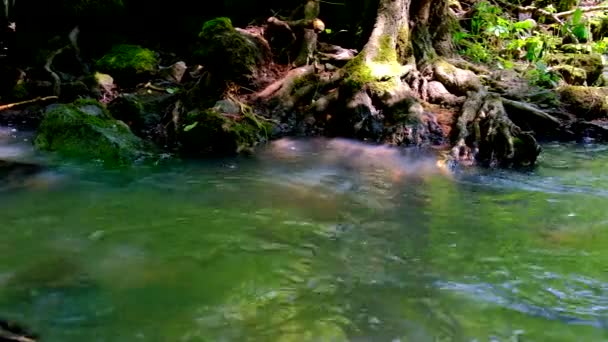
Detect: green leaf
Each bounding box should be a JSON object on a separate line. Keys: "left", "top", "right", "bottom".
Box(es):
{"left": 572, "top": 8, "right": 583, "bottom": 26}
{"left": 166, "top": 87, "right": 178, "bottom": 94}
{"left": 324, "top": 28, "right": 332, "bottom": 34}
{"left": 513, "top": 19, "right": 535, "bottom": 31}
{"left": 184, "top": 122, "right": 198, "bottom": 132}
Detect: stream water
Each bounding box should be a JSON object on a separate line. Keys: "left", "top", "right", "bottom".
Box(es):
{"left": 1, "top": 135, "right": 608, "bottom": 341}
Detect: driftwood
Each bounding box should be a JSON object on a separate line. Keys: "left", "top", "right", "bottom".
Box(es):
{"left": 0, "top": 96, "right": 58, "bottom": 111}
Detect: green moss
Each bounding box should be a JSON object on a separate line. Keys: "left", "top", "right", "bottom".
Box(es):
{"left": 343, "top": 55, "right": 375, "bottom": 91}
{"left": 374, "top": 35, "right": 398, "bottom": 63}
{"left": 199, "top": 17, "right": 234, "bottom": 38}
{"left": 95, "top": 44, "right": 158, "bottom": 85}
{"left": 35, "top": 100, "right": 149, "bottom": 166}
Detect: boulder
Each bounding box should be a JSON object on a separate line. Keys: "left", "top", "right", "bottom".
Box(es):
{"left": 34, "top": 99, "right": 151, "bottom": 165}
{"left": 553, "top": 65, "right": 587, "bottom": 85}
{"left": 547, "top": 53, "right": 604, "bottom": 85}
{"left": 558, "top": 86, "right": 608, "bottom": 120}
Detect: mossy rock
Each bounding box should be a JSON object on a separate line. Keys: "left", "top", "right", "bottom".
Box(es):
{"left": 591, "top": 16, "right": 608, "bottom": 40}
{"left": 179, "top": 109, "right": 270, "bottom": 155}
{"left": 547, "top": 53, "right": 604, "bottom": 85}
{"left": 34, "top": 99, "right": 150, "bottom": 165}
{"left": 108, "top": 94, "right": 146, "bottom": 133}
{"left": 95, "top": 44, "right": 158, "bottom": 86}
{"left": 558, "top": 86, "right": 608, "bottom": 120}
{"left": 192, "top": 17, "right": 261, "bottom": 84}
{"left": 553, "top": 65, "right": 587, "bottom": 85}
{"left": 560, "top": 44, "right": 593, "bottom": 54}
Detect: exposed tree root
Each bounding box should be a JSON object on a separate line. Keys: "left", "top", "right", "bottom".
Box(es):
{"left": 452, "top": 90, "right": 541, "bottom": 167}
{"left": 251, "top": 65, "right": 316, "bottom": 111}
{"left": 499, "top": 97, "right": 561, "bottom": 126}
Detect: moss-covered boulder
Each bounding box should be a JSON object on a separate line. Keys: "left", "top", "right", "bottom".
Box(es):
{"left": 553, "top": 65, "right": 587, "bottom": 85}
{"left": 95, "top": 44, "right": 158, "bottom": 86}
{"left": 558, "top": 86, "right": 608, "bottom": 120}
{"left": 34, "top": 99, "right": 150, "bottom": 165}
{"left": 193, "top": 17, "right": 263, "bottom": 85}
{"left": 178, "top": 108, "right": 270, "bottom": 155}
{"left": 547, "top": 53, "right": 604, "bottom": 85}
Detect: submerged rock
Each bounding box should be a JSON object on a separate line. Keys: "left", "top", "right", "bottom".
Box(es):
{"left": 34, "top": 99, "right": 151, "bottom": 165}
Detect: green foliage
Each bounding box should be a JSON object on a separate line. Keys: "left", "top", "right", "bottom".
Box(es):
{"left": 563, "top": 8, "right": 591, "bottom": 42}
{"left": 592, "top": 37, "right": 608, "bottom": 53}
{"left": 95, "top": 44, "right": 158, "bottom": 85}
{"left": 454, "top": 1, "right": 604, "bottom": 88}
{"left": 526, "top": 61, "right": 561, "bottom": 88}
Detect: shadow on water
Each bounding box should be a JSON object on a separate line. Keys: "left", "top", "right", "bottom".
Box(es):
{"left": 1, "top": 138, "right": 608, "bottom": 340}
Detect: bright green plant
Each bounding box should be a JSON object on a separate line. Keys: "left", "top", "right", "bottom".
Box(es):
{"left": 526, "top": 61, "right": 561, "bottom": 88}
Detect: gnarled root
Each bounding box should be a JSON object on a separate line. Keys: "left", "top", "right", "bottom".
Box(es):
{"left": 452, "top": 91, "right": 541, "bottom": 167}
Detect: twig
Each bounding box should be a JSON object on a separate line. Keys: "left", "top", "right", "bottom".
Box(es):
{"left": 556, "top": 5, "right": 608, "bottom": 18}
{"left": 0, "top": 96, "right": 58, "bottom": 111}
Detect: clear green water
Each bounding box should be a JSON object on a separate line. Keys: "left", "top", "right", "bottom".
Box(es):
{"left": 1, "top": 140, "right": 608, "bottom": 341}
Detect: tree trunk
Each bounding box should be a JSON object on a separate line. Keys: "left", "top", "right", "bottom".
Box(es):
{"left": 341, "top": 0, "right": 541, "bottom": 168}
{"left": 256, "top": 0, "right": 542, "bottom": 168}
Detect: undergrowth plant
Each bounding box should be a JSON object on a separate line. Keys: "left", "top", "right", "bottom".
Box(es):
{"left": 454, "top": 0, "right": 603, "bottom": 88}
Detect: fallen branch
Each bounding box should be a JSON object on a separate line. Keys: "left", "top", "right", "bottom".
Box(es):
{"left": 492, "top": 0, "right": 563, "bottom": 24}
{"left": 0, "top": 96, "right": 59, "bottom": 111}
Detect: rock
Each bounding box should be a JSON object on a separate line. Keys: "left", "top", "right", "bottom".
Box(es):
{"left": 558, "top": 86, "right": 608, "bottom": 120}
{"left": 158, "top": 61, "right": 187, "bottom": 84}
{"left": 34, "top": 99, "right": 151, "bottom": 165}
{"left": 193, "top": 17, "right": 264, "bottom": 85}
{"left": 178, "top": 109, "right": 270, "bottom": 155}
{"left": 95, "top": 44, "right": 158, "bottom": 87}
{"left": 561, "top": 44, "right": 593, "bottom": 54}
{"left": 61, "top": 80, "right": 93, "bottom": 102}
{"left": 213, "top": 99, "right": 241, "bottom": 115}
{"left": 571, "top": 120, "right": 608, "bottom": 142}
{"left": 553, "top": 65, "right": 587, "bottom": 85}
{"left": 108, "top": 94, "right": 146, "bottom": 133}
{"left": 547, "top": 53, "right": 604, "bottom": 85}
